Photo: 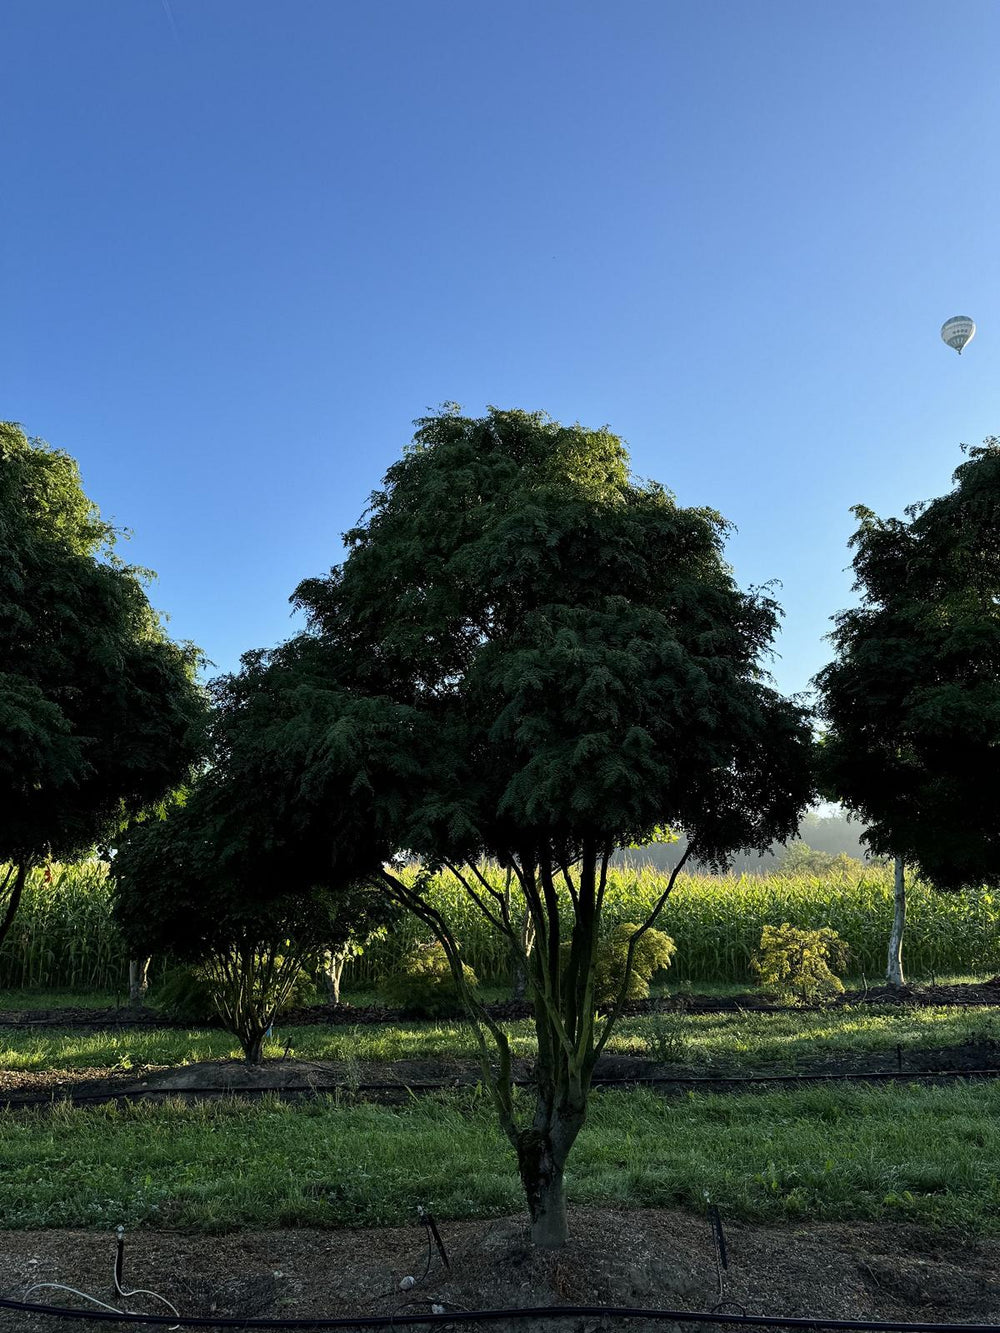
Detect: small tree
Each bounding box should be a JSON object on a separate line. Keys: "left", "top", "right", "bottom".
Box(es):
{"left": 816, "top": 438, "right": 1000, "bottom": 985}
{"left": 233, "top": 407, "right": 815, "bottom": 1243}
{"left": 112, "top": 670, "right": 391, "bottom": 1063}
{"left": 0, "top": 422, "right": 205, "bottom": 946}
{"left": 751, "top": 923, "right": 849, "bottom": 1003}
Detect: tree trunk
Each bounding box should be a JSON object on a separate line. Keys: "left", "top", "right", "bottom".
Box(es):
{"left": 128, "top": 958, "right": 150, "bottom": 1008}
{"left": 0, "top": 863, "right": 28, "bottom": 951}
{"left": 510, "top": 910, "right": 535, "bottom": 1002}
{"left": 510, "top": 953, "right": 528, "bottom": 1003}
{"left": 241, "top": 1029, "right": 266, "bottom": 1064}
{"left": 517, "top": 1128, "right": 571, "bottom": 1248}
{"left": 320, "top": 949, "right": 346, "bottom": 1005}
{"left": 886, "top": 855, "right": 906, "bottom": 988}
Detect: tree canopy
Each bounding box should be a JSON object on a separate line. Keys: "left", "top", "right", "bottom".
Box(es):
{"left": 112, "top": 671, "right": 392, "bottom": 1060}
{"left": 816, "top": 438, "right": 1000, "bottom": 892}
{"left": 0, "top": 422, "right": 207, "bottom": 941}
{"left": 286, "top": 406, "right": 814, "bottom": 868}
{"left": 223, "top": 406, "right": 815, "bottom": 1244}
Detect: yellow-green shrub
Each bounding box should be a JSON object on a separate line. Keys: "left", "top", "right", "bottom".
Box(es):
{"left": 751, "top": 922, "right": 849, "bottom": 1003}
{"left": 591, "top": 922, "right": 676, "bottom": 1006}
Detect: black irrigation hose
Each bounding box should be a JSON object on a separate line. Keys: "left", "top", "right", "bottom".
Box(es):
{"left": 5, "top": 1294, "right": 1000, "bottom": 1331}
{"left": 4, "top": 1065, "right": 1000, "bottom": 1111}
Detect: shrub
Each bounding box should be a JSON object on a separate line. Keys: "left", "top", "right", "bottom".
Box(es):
{"left": 380, "top": 942, "right": 478, "bottom": 1018}
{"left": 642, "top": 1012, "right": 689, "bottom": 1063}
{"left": 751, "top": 922, "right": 849, "bottom": 1003}
{"left": 151, "top": 962, "right": 318, "bottom": 1026}
{"left": 591, "top": 922, "right": 676, "bottom": 1007}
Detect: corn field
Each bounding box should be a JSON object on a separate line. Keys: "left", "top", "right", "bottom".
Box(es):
{"left": 2, "top": 859, "right": 999, "bottom": 993}
{"left": 0, "top": 862, "right": 129, "bottom": 993}
{"left": 349, "top": 863, "right": 1000, "bottom": 986}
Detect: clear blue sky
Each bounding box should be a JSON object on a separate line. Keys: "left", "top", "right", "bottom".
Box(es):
{"left": 4, "top": 0, "right": 998, "bottom": 697}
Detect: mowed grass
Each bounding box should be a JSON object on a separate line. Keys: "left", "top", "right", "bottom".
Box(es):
{"left": 2, "top": 1004, "right": 999, "bottom": 1073}
{"left": 0, "top": 1082, "right": 998, "bottom": 1232}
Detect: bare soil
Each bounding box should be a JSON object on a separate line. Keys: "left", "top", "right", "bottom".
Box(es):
{"left": 2, "top": 1208, "right": 999, "bottom": 1332}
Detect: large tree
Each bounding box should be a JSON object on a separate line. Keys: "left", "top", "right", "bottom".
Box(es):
{"left": 231, "top": 407, "right": 815, "bottom": 1245}
{"left": 816, "top": 438, "right": 1000, "bottom": 985}
{"left": 0, "top": 422, "right": 206, "bottom": 944}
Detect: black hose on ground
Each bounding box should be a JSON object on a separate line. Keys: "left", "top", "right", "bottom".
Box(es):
{"left": 4, "top": 1293, "right": 1000, "bottom": 1331}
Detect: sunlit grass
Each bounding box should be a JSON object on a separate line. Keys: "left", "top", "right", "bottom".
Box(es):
{"left": 3, "top": 1004, "right": 998, "bottom": 1074}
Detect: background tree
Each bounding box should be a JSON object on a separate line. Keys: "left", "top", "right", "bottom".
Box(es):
{"left": 112, "top": 667, "right": 391, "bottom": 1062}
{"left": 0, "top": 423, "right": 206, "bottom": 946}
{"left": 232, "top": 407, "right": 815, "bottom": 1245}
{"left": 816, "top": 438, "right": 1000, "bottom": 986}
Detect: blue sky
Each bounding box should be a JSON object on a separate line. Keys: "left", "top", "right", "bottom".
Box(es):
{"left": 4, "top": 0, "right": 998, "bottom": 698}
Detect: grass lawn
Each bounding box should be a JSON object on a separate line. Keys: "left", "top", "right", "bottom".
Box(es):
{"left": 1, "top": 1003, "right": 998, "bottom": 1074}
{"left": 0, "top": 1081, "right": 996, "bottom": 1233}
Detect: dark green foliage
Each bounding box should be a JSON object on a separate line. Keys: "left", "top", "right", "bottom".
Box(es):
{"left": 380, "top": 942, "right": 478, "bottom": 1018}
{"left": 112, "top": 679, "right": 393, "bottom": 1060}
{"left": 223, "top": 406, "right": 814, "bottom": 1240}
{"left": 289, "top": 407, "right": 813, "bottom": 870}
{"left": 0, "top": 422, "right": 206, "bottom": 944}
{"left": 150, "top": 965, "right": 220, "bottom": 1023}
{"left": 152, "top": 963, "right": 316, "bottom": 1024}
{"left": 816, "top": 438, "right": 1000, "bottom": 891}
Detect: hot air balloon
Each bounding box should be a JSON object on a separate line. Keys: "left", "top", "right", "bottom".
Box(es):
{"left": 941, "top": 316, "right": 976, "bottom": 355}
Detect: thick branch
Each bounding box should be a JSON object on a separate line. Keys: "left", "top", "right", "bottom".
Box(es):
{"left": 376, "top": 868, "right": 518, "bottom": 1142}
{"left": 442, "top": 860, "right": 514, "bottom": 938}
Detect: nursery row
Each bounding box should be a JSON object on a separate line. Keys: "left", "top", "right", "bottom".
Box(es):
{"left": 2, "top": 859, "right": 999, "bottom": 993}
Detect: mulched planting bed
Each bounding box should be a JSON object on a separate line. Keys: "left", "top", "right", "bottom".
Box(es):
{"left": 5, "top": 1039, "right": 1000, "bottom": 1109}
{"left": 4, "top": 978, "right": 1000, "bottom": 1033}
{"left": 2, "top": 1207, "right": 1000, "bottom": 1333}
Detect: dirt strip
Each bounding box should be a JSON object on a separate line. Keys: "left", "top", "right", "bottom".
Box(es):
{"left": 2, "top": 1208, "right": 999, "bottom": 1333}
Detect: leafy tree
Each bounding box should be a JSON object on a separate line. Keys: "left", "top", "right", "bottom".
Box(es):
{"left": 111, "top": 672, "right": 390, "bottom": 1062}
{"left": 228, "top": 407, "right": 815, "bottom": 1244}
{"left": 776, "top": 842, "right": 861, "bottom": 877}
{"left": 0, "top": 423, "right": 206, "bottom": 946}
{"left": 816, "top": 439, "right": 1000, "bottom": 985}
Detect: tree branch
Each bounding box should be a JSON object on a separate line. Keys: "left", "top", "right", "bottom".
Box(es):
{"left": 593, "top": 843, "right": 692, "bottom": 1059}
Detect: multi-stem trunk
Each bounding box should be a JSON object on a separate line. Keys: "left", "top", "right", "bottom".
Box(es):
{"left": 378, "top": 844, "right": 687, "bottom": 1250}
{"left": 886, "top": 855, "right": 906, "bottom": 988}
{"left": 319, "top": 948, "right": 347, "bottom": 1005}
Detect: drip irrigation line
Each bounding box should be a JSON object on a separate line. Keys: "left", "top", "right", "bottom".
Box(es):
{"left": 3, "top": 1065, "right": 1000, "bottom": 1111}
{"left": 6, "top": 1294, "right": 1000, "bottom": 1331}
